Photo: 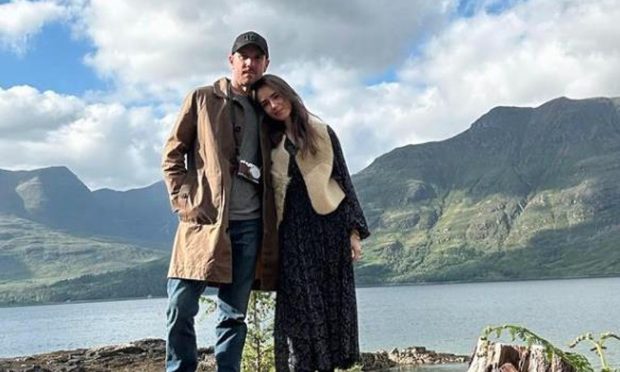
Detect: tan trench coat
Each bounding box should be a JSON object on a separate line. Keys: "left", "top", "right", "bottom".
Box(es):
{"left": 161, "top": 77, "right": 278, "bottom": 290}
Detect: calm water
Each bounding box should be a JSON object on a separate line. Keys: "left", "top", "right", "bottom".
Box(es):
{"left": 1, "top": 277, "right": 618, "bottom": 370}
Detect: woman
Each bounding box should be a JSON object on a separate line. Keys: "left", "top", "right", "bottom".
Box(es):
{"left": 253, "top": 74, "right": 370, "bottom": 372}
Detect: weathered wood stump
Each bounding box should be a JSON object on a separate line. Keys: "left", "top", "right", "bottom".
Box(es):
{"left": 467, "top": 338, "right": 576, "bottom": 372}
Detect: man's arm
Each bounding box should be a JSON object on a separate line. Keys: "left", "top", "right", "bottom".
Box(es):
{"left": 161, "top": 90, "right": 198, "bottom": 211}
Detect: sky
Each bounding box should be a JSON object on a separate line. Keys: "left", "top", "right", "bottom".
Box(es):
{"left": 1, "top": 0, "right": 619, "bottom": 191}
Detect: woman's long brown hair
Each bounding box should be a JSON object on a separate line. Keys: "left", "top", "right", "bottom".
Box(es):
{"left": 253, "top": 74, "right": 318, "bottom": 157}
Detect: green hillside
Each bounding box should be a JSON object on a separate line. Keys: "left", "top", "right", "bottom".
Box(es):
{"left": 2, "top": 96, "right": 620, "bottom": 305}
{"left": 0, "top": 214, "right": 167, "bottom": 306}
{"left": 0, "top": 257, "right": 169, "bottom": 306}
{"left": 354, "top": 97, "right": 620, "bottom": 284}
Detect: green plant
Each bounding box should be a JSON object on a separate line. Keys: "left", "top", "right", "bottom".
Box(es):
{"left": 201, "top": 292, "right": 276, "bottom": 371}
{"left": 199, "top": 295, "right": 217, "bottom": 318}
{"left": 201, "top": 293, "right": 362, "bottom": 372}
{"left": 337, "top": 365, "right": 363, "bottom": 372}
{"left": 242, "top": 291, "right": 276, "bottom": 372}
{"left": 480, "top": 324, "right": 594, "bottom": 371}
{"left": 570, "top": 332, "right": 620, "bottom": 372}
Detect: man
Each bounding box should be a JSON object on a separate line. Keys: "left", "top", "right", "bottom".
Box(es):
{"left": 162, "top": 31, "right": 278, "bottom": 372}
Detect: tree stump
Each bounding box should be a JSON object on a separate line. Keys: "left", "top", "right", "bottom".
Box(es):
{"left": 467, "top": 338, "right": 576, "bottom": 372}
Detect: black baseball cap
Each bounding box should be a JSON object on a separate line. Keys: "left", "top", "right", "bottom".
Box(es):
{"left": 231, "top": 31, "right": 269, "bottom": 58}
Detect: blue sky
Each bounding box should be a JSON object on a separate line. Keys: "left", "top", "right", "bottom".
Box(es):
{"left": 456, "top": 0, "right": 522, "bottom": 17}
{"left": 1, "top": 0, "right": 619, "bottom": 190}
{"left": 0, "top": 22, "right": 105, "bottom": 94}
{"left": 0, "top": 0, "right": 519, "bottom": 98}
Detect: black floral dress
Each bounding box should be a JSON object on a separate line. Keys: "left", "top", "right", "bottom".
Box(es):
{"left": 274, "top": 127, "right": 370, "bottom": 372}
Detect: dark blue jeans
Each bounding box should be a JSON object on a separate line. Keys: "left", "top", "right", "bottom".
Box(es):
{"left": 166, "top": 219, "right": 261, "bottom": 372}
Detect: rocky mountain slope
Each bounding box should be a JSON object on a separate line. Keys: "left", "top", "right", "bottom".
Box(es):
{"left": 2, "top": 96, "right": 620, "bottom": 305}
{"left": 354, "top": 96, "right": 620, "bottom": 283}
{"left": 0, "top": 166, "right": 176, "bottom": 246}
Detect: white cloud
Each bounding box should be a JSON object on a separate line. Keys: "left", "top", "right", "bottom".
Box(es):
{"left": 2, "top": 0, "right": 620, "bottom": 189}
{"left": 397, "top": 0, "right": 620, "bottom": 136}
{"left": 269, "top": 61, "right": 438, "bottom": 172}
{"left": 0, "top": 86, "right": 84, "bottom": 139}
{"left": 0, "top": 86, "right": 170, "bottom": 190}
{"left": 0, "top": 0, "right": 67, "bottom": 54}
{"left": 232, "top": 0, "right": 619, "bottom": 175}
{"left": 73, "top": 0, "right": 450, "bottom": 102}
{"left": 298, "top": 0, "right": 620, "bottom": 171}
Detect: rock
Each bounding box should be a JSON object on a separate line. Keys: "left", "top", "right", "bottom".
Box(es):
{"left": 360, "top": 351, "right": 397, "bottom": 371}
{"left": 377, "top": 345, "right": 468, "bottom": 368}
{"left": 0, "top": 339, "right": 216, "bottom": 372}
{"left": 24, "top": 368, "right": 52, "bottom": 372}
{"left": 0, "top": 340, "right": 468, "bottom": 372}
{"left": 378, "top": 241, "right": 404, "bottom": 260}
{"left": 91, "top": 345, "right": 144, "bottom": 358}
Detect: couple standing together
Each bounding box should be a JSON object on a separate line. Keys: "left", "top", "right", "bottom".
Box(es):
{"left": 162, "top": 31, "right": 369, "bottom": 372}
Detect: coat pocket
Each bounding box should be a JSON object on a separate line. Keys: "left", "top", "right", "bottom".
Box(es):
{"left": 177, "top": 173, "right": 218, "bottom": 225}
{"left": 170, "top": 174, "right": 194, "bottom": 214}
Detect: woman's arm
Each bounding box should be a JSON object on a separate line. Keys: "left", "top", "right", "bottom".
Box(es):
{"left": 328, "top": 126, "right": 370, "bottom": 240}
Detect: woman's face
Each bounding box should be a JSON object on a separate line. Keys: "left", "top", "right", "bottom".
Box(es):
{"left": 257, "top": 85, "right": 292, "bottom": 122}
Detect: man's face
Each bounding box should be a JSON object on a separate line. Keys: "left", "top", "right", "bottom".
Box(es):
{"left": 229, "top": 45, "right": 269, "bottom": 88}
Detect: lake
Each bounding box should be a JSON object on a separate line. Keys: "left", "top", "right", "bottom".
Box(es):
{"left": 1, "top": 277, "right": 618, "bottom": 370}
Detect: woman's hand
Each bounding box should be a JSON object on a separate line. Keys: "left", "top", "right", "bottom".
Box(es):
{"left": 350, "top": 231, "right": 362, "bottom": 262}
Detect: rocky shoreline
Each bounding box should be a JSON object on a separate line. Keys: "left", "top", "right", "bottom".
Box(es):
{"left": 0, "top": 339, "right": 470, "bottom": 371}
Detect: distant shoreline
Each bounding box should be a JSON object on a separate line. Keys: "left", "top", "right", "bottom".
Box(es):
{"left": 355, "top": 272, "right": 620, "bottom": 288}
{"left": 1, "top": 274, "right": 619, "bottom": 309}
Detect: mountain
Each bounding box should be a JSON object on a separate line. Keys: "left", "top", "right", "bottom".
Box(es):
{"left": 0, "top": 166, "right": 93, "bottom": 228}
{"left": 0, "top": 214, "right": 166, "bottom": 306}
{"left": 91, "top": 182, "right": 177, "bottom": 245}
{"left": 2, "top": 95, "right": 620, "bottom": 305}
{"left": 353, "top": 96, "right": 620, "bottom": 284}
{"left": 0, "top": 167, "right": 175, "bottom": 305}
{"left": 0, "top": 166, "right": 176, "bottom": 246}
